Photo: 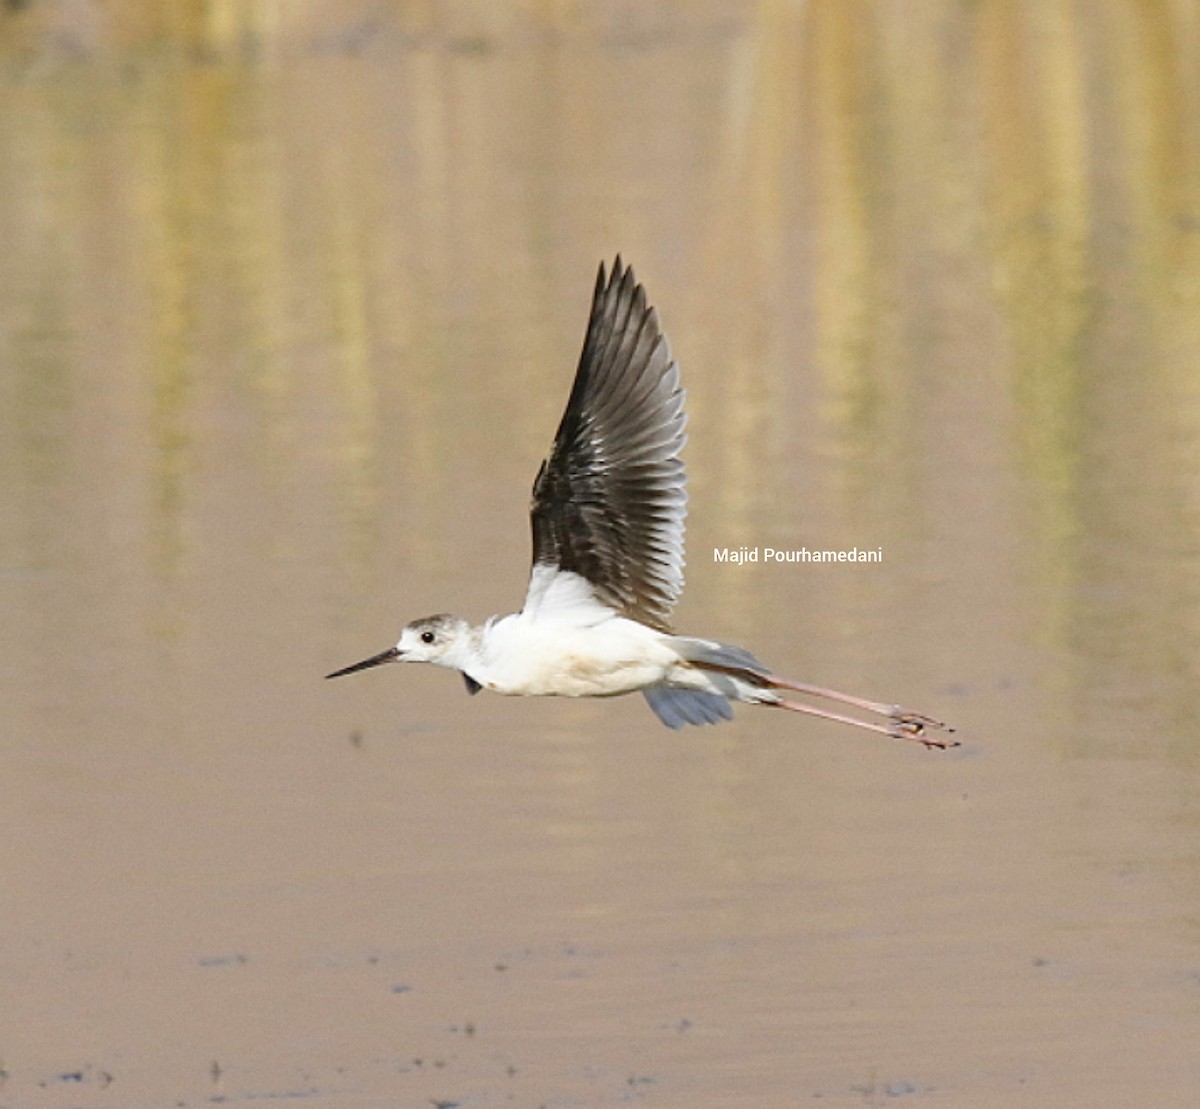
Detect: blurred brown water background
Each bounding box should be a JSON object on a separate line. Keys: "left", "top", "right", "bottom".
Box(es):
{"left": 2, "top": 2, "right": 1200, "bottom": 1106}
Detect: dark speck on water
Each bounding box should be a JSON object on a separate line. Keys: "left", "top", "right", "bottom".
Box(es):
{"left": 197, "top": 954, "right": 248, "bottom": 967}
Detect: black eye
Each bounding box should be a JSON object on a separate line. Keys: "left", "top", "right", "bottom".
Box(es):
{"left": 420, "top": 630, "right": 435, "bottom": 644}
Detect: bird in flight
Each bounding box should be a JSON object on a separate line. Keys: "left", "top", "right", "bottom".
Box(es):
{"left": 327, "top": 258, "right": 955, "bottom": 748}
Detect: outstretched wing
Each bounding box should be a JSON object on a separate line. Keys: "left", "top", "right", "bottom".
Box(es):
{"left": 525, "top": 257, "right": 687, "bottom": 631}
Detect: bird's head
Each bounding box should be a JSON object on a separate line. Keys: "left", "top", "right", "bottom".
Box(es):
{"left": 325, "top": 613, "right": 470, "bottom": 678}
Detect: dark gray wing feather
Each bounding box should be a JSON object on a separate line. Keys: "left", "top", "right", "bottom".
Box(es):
{"left": 528, "top": 258, "right": 687, "bottom": 631}
{"left": 643, "top": 687, "right": 733, "bottom": 728}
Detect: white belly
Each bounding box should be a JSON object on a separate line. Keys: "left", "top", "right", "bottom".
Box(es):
{"left": 476, "top": 615, "right": 679, "bottom": 698}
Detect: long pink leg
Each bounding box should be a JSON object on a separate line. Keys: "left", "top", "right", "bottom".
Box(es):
{"left": 766, "top": 697, "right": 958, "bottom": 749}
{"left": 765, "top": 674, "right": 954, "bottom": 736}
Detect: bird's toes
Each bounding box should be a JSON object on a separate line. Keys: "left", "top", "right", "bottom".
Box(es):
{"left": 888, "top": 716, "right": 961, "bottom": 750}
{"left": 920, "top": 735, "right": 961, "bottom": 750}
{"left": 892, "top": 708, "right": 954, "bottom": 733}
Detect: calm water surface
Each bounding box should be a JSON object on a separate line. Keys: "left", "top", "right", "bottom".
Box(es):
{"left": 2, "top": 3, "right": 1199, "bottom": 1107}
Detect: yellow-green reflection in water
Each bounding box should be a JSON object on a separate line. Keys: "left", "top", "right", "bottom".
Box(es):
{"left": 2, "top": 4, "right": 1199, "bottom": 1107}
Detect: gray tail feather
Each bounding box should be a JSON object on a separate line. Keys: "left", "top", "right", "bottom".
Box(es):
{"left": 643, "top": 687, "right": 734, "bottom": 729}
{"left": 669, "top": 637, "right": 771, "bottom": 677}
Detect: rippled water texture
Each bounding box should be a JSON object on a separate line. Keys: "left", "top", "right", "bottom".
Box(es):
{"left": 2, "top": 3, "right": 1199, "bottom": 1106}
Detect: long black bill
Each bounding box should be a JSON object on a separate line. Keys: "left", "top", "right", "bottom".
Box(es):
{"left": 325, "top": 646, "right": 402, "bottom": 680}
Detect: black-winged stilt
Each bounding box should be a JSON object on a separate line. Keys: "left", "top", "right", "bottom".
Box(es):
{"left": 327, "top": 258, "right": 955, "bottom": 748}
